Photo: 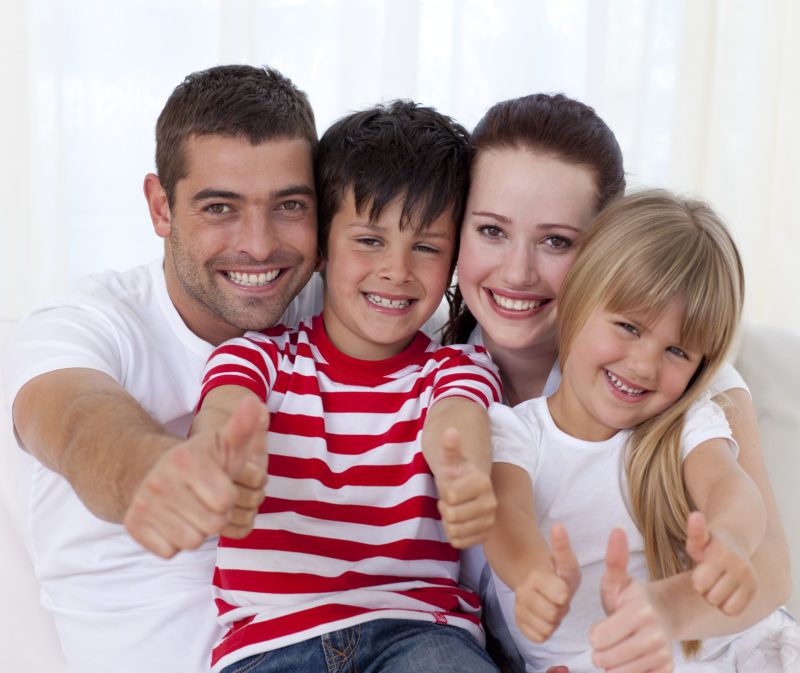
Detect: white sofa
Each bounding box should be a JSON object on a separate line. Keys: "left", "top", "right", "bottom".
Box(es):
{"left": 1, "top": 319, "right": 798, "bottom": 670}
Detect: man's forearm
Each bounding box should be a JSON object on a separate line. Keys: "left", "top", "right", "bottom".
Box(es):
{"left": 13, "top": 369, "right": 178, "bottom": 522}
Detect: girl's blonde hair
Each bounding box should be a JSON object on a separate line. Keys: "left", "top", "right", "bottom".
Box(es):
{"left": 557, "top": 189, "right": 745, "bottom": 657}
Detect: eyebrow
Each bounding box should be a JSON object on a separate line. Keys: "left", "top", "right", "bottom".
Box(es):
{"left": 471, "top": 210, "right": 583, "bottom": 234}
{"left": 190, "top": 184, "right": 315, "bottom": 203}
{"left": 349, "top": 220, "right": 453, "bottom": 240}
{"left": 191, "top": 189, "right": 240, "bottom": 203}
{"left": 472, "top": 210, "right": 510, "bottom": 224}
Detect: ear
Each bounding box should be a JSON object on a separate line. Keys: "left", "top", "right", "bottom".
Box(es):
{"left": 144, "top": 173, "right": 172, "bottom": 239}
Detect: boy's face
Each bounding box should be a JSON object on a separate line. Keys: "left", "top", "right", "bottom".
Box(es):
{"left": 321, "top": 190, "right": 455, "bottom": 360}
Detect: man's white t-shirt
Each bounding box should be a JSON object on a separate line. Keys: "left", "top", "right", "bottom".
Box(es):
{"left": 1, "top": 259, "right": 323, "bottom": 673}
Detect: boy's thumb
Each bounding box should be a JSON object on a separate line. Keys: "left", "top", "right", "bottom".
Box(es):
{"left": 685, "top": 511, "right": 709, "bottom": 563}
{"left": 440, "top": 427, "right": 464, "bottom": 473}
{"left": 218, "top": 395, "right": 266, "bottom": 477}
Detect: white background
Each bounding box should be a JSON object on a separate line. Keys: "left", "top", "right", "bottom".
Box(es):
{"left": 2, "top": 0, "right": 798, "bottom": 331}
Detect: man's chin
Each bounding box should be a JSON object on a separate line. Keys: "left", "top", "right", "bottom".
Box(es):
{"left": 220, "top": 305, "right": 287, "bottom": 333}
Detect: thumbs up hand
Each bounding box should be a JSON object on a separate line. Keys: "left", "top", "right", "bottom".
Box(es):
{"left": 435, "top": 427, "right": 497, "bottom": 549}
{"left": 218, "top": 395, "right": 270, "bottom": 539}
{"left": 124, "top": 389, "right": 269, "bottom": 558}
{"left": 685, "top": 511, "right": 757, "bottom": 616}
{"left": 590, "top": 528, "right": 674, "bottom": 673}
{"left": 514, "top": 523, "right": 581, "bottom": 643}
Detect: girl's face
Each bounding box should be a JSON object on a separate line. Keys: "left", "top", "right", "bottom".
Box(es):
{"left": 457, "top": 148, "right": 598, "bottom": 355}
{"left": 551, "top": 299, "right": 702, "bottom": 441}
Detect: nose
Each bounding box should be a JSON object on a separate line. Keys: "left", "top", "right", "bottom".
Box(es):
{"left": 502, "top": 241, "right": 539, "bottom": 287}
{"left": 378, "top": 246, "right": 413, "bottom": 284}
{"left": 628, "top": 342, "right": 659, "bottom": 384}
{"left": 236, "top": 210, "right": 279, "bottom": 262}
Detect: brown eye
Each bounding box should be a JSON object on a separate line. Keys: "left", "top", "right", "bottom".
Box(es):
{"left": 544, "top": 235, "right": 573, "bottom": 249}
{"left": 207, "top": 203, "right": 231, "bottom": 215}
{"left": 477, "top": 225, "right": 504, "bottom": 239}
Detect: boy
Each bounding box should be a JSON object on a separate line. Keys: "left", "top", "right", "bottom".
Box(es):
{"left": 192, "top": 101, "right": 503, "bottom": 673}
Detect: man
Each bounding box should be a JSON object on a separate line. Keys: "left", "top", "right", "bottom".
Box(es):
{"left": 2, "top": 65, "right": 322, "bottom": 673}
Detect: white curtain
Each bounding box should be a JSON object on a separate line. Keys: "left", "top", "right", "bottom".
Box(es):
{"left": 2, "top": 0, "right": 798, "bottom": 331}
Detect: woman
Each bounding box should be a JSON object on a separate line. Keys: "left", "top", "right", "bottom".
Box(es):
{"left": 447, "top": 94, "right": 793, "bottom": 672}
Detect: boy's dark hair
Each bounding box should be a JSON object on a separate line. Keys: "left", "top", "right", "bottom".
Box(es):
{"left": 315, "top": 100, "right": 471, "bottom": 258}
{"left": 155, "top": 64, "right": 317, "bottom": 207}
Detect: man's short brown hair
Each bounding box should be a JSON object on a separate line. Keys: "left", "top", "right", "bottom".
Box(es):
{"left": 155, "top": 64, "right": 317, "bottom": 207}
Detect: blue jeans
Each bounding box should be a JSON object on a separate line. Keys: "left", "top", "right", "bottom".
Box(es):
{"left": 220, "top": 619, "right": 499, "bottom": 673}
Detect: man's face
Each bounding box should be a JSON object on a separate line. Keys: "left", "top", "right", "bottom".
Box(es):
{"left": 160, "top": 134, "right": 317, "bottom": 345}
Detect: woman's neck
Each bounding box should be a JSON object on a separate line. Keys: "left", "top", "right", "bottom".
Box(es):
{"left": 481, "top": 331, "right": 559, "bottom": 406}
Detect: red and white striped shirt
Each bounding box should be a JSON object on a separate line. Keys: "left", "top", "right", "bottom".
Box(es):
{"left": 199, "top": 314, "right": 502, "bottom": 672}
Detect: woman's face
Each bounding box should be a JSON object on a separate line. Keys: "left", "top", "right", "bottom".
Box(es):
{"left": 457, "top": 147, "right": 598, "bottom": 354}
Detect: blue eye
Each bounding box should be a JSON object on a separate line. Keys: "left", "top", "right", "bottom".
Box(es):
{"left": 667, "top": 345, "right": 688, "bottom": 359}
{"left": 617, "top": 322, "right": 639, "bottom": 336}
{"left": 414, "top": 243, "right": 440, "bottom": 253}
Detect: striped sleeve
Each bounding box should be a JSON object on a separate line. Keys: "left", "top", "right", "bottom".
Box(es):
{"left": 430, "top": 345, "right": 502, "bottom": 409}
{"left": 199, "top": 332, "right": 279, "bottom": 407}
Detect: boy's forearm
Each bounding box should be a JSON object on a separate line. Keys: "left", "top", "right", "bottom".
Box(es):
{"left": 422, "top": 396, "right": 491, "bottom": 475}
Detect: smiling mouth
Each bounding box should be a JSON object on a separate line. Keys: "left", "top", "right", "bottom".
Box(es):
{"left": 605, "top": 370, "right": 647, "bottom": 396}
{"left": 489, "top": 290, "right": 548, "bottom": 311}
{"left": 365, "top": 293, "right": 413, "bottom": 309}
{"left": 225, "top": 270, "right": 281, "bottom": 287}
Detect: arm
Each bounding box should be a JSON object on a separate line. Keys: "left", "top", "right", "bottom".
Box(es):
{"left": 682, "top": 436, "right": 766, "bottom": 614}
{"left": 422, "top": 396, "right": 495, "bottom": 548}
{"left": 590, "top": 529, "right": 674, "bottom": 673}
{"left": 485, "top": 463, "right": 579, "bottom": 643}
{"left": 13, "top": 368, "right": 268, "bottom": 558}
{"left": 648, "top": 388, "right": 791, "bottom": 639}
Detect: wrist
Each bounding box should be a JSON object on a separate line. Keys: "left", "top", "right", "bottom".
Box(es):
{"left": 118, "top": 431, "right": 180, "bottom": 513}
{"left": 645, "top": 580, "right": 676, "bottom": 640}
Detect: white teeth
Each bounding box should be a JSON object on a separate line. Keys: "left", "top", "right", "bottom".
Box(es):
{"left": 606, "top": 371, "right": 645, "bottom": 396}
{"left": 366, "top": 293, "right": 411, "bottom": 309}
{"left": 490, "top": 291, "right": 545, "bottom": 311}
{"left": 226, "top": 270, "right": 280, "bottom": 287}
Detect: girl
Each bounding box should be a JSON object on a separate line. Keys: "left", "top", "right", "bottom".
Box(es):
{"left": 448, "top": 94, "right": 793, "bottom": 672}
{"left": 484, "top": 189, "right": 798, "bottom": 672}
